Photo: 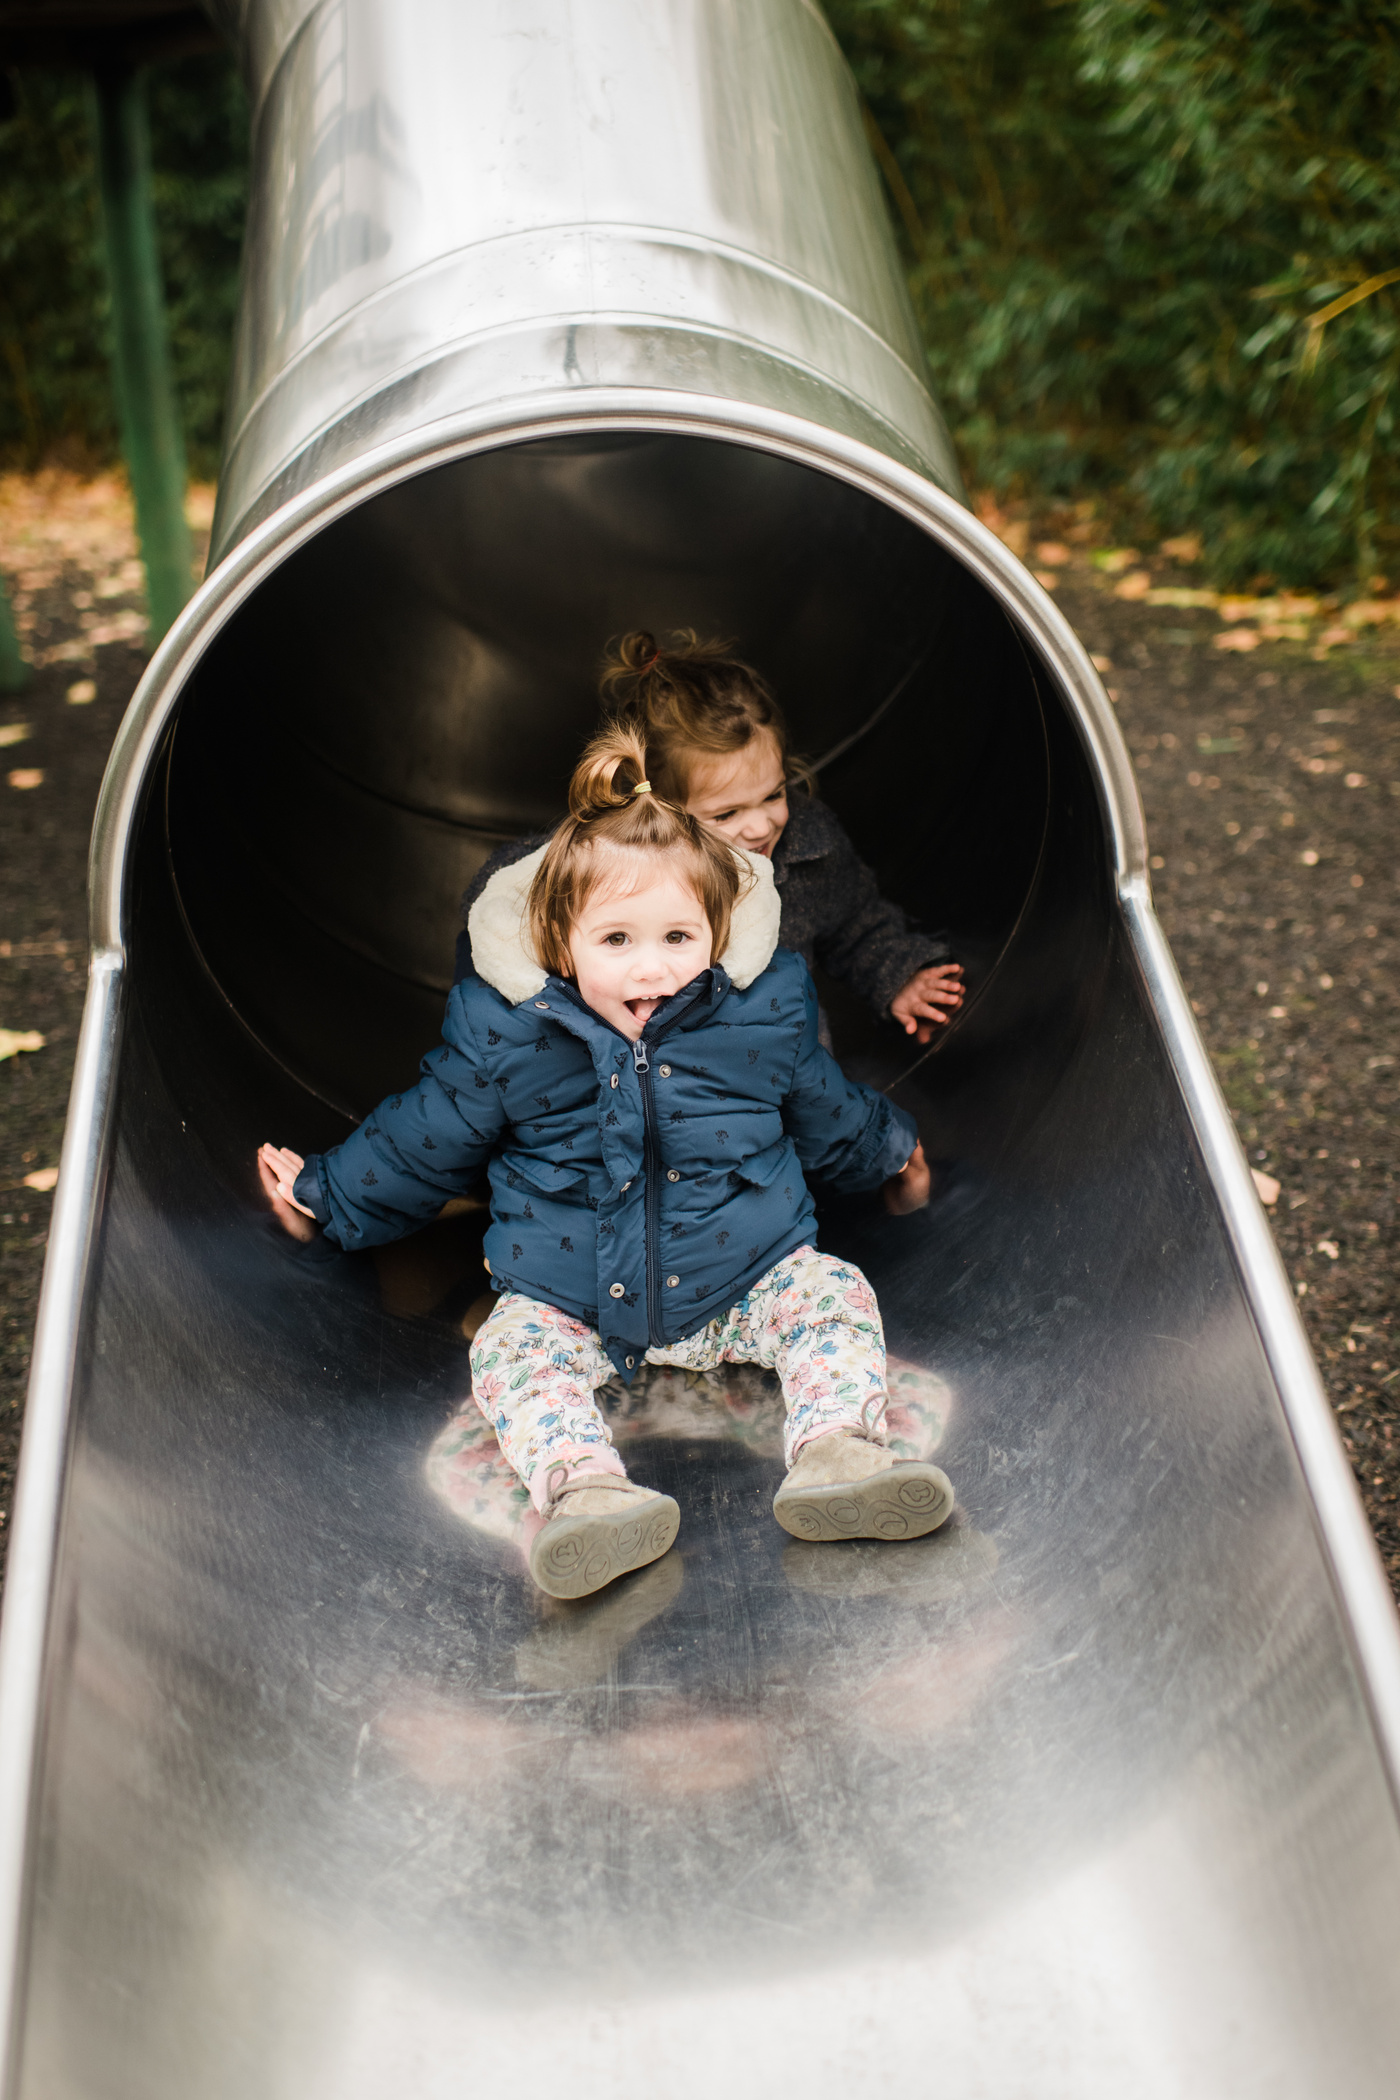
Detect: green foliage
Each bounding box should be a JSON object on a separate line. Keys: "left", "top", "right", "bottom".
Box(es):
{"left": 4, "top": 15, "right": 1398, "bottom": 585}
{"left": 826, "top": 0, "right": 1400, "bottom": 586}
{"left": 0, "top": 73, "right": 108, "bottom": 466}
{"left": 0, "top": 54, "right": 247, "bottom": 478}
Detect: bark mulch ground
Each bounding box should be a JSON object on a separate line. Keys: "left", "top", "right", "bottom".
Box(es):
{"left": 1, "top": 481, "right": 1397, "bottom": 1593}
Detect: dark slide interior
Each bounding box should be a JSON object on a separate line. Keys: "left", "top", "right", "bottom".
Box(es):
{"left": 167, "top": 432, "right": 1064, "bottom": 1122}
{"left": 17, "top": 433, "right": 1387, "bottom": 2096}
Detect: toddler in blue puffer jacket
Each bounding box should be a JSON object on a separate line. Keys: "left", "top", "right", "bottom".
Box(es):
{"left": 259, "top": 725, "right": 954, "bottom": 1599}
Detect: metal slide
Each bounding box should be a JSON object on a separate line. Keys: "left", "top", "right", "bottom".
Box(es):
{"left": 3, "top": 4, "right": 1400, "bottom": 2092}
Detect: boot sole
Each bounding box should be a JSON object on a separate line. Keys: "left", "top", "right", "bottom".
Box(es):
{"left": 772, "top": 1463, "right": 954, "bottom": 1543}
{"left": 529, "top": 1495, "right": 681, "bottom": 1600}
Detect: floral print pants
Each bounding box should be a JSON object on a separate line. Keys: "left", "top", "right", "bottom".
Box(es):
{"left": 468, "top": 1245, "right": 887, "bottom": 1509}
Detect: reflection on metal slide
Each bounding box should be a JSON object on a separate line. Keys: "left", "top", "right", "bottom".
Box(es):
{"left": 3, "top": 4, "right": 1400, "bottom": 2094}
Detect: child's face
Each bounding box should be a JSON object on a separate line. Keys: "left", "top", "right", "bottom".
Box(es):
{"left": 684, "top": 733, "right": 789, "bottom": 859}
{"left": 568, "top": 865, "right": 715, "bottom": 1039}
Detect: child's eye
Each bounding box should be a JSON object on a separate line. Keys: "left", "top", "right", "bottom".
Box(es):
{"left": 604, "top": 932, "right": 629, "bottom": 946}
{"left": 765, "top": 788, "right": 787, "bottom": 804}
{"left": 712, "top": 809, "right": 737, "bottom": 824}
{"left": 664, "top": 930, "right": 692, "bottom": 944}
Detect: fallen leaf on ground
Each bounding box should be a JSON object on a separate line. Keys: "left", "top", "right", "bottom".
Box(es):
{"left": 33, "top": 640, "right": 93, "bottom": 667}
{"left": 1144, "top": 587, "right": 1219, "bottom": 609}
{"left": 1035, "top": 541, "right": 1071, "bottom": 566}
{"left": 0, "top": 1029, "right": 45, "bottom": 1059}
{"left": 1339, "top": 597, "right": 1400, "bottom": 628}
{"left": 66, "top": 680, "right": 95, "bottom": 705}
{"left": 1251, "top": 1169, "right": 1281, "bottom": 1206}
{"left": 1159, "top": 533, "right": 1203, "bottom": 562}
{"left": 7, "top": 769, "right": 43, "bottom": 789}
{"left": 0, "top": 724, "right": 32, "bottom": 748}
{"left": 1113, "top": 570, "right": 1152, "bottom": 600}
{"left": 87, "top": 611, "right": 146, "bottom": 647}
{"left": 1214, "top": 629, "right": 1260, "bottom": 653}
{"left": 22, "top": 1167, "right": 58, "bottom": 1192}
{"left": 1316, "top": 1240, "right": 1340, "bottom": 1261}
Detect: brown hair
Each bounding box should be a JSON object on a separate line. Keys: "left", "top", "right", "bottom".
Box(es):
{"left": 596, "top": 629, "right": 812, "bottom": 805}
{"left": 528, "top": 721, "right": 750, "bottom": 980}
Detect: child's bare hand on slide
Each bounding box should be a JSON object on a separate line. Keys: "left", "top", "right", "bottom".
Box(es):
{"left": 883, "top": 1140, "right": 931, "bottom": 1215}
{"left": 890, "top": 962, "right": 965, "bottom": 1044}
{"left": 257, "top": 1143, "right": 319, "bottom": 1242}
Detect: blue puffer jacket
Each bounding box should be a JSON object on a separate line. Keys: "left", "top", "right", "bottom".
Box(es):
{"left": 295, "top": 853, "right": 916, "bottom": 1381}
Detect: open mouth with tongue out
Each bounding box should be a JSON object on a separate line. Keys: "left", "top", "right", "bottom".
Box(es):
{"left": 625, "top": 996, "right": 663, "bottom": 1027}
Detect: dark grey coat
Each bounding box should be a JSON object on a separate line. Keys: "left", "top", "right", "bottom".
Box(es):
{"left": 455, "top": 795, "right": 950, "bottom": 1019}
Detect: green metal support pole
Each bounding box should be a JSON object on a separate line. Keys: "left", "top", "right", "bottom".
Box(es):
{"left": 0, "top": 576, "right": 28, "bottom": 695}
{"left": 91, "top": 65, "right": 193, "bottom": 644}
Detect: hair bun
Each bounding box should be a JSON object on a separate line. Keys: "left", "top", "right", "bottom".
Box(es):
{"left": 618, "top": 630, "right": 659, "bottom": 673}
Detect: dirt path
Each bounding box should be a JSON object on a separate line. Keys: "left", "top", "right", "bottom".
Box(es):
{"left": 1, "top": 487, "right": 1396, "bottom": 1588}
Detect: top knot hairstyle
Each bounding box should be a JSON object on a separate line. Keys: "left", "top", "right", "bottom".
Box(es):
{"left": 528, "top": 721, "right": 751, "bottom": 980}
{"left": 596, "top": 629, "right": 812, "bottom": 804}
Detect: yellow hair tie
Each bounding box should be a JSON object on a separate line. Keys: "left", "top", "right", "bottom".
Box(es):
{"left": 632, "top": 779, "right": 652, "bottom": 796}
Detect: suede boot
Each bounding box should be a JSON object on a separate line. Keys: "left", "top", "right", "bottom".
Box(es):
{"left": 772, "top": 1430, "right": 954, "bottom": 1542}
{"left": 528, "top": 1474, "right": 680, "bottom": 1599}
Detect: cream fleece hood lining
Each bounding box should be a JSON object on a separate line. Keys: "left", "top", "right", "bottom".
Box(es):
{"left": 466, "top": 843, "right": 782, "bottom": 1008}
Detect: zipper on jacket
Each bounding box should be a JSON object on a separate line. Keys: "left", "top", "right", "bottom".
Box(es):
{"left": 633, "top": 1035, "right": 663, "bottom": 1343}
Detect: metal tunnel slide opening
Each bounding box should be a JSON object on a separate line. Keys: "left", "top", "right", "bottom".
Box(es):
{"left": 11, "top": 424, "right": 1400, "bottom": 2099}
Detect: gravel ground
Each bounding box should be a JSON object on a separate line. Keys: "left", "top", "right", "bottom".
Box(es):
{"left": 1, "top": 484, "right": 1397, "bottom": 1591}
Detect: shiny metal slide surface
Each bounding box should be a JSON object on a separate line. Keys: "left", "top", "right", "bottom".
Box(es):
{"left": 3, "top": 4, "right": 1400, "bottom": 2096}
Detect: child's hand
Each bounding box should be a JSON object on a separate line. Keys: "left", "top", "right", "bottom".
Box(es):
{"left": 890, "top": 963, "right": 965, "bottom": 1045}
{"left": 883, "top": 1141, "right": 931, "bottom": 1215}
{"left": 258, "top": 1143, "right": 319, "bottom": 1243}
